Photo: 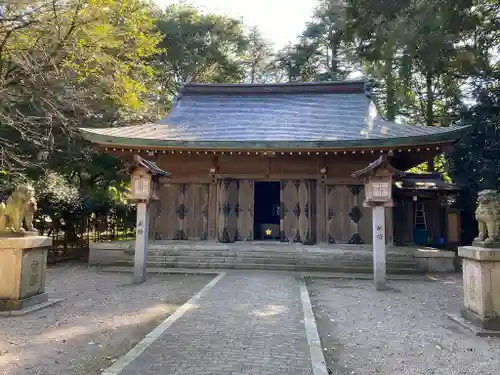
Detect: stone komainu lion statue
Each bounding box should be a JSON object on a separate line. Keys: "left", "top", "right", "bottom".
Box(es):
{"left": 474, "top": 189, "right": 500, "bottom": 244}
{"left": 0, "top": 184, "right": 37, "bottom": 233}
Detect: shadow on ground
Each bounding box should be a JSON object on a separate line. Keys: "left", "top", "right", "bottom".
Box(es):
{"left": 0, "top": 263, "right": 215, "bottom": 375}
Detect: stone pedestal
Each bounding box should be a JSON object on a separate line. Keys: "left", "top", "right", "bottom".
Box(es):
{"left": 0, "top": 236, "right": 62, "bottom": 316}
{"left": 458, "top": 246, "right": 500, "bottom": 330}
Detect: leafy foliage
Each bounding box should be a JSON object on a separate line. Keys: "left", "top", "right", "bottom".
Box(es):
{"left": 241, "top": 27, "right": 279, "bottom": 84}
{"left": 0, "top": 0, "right": 166, "bottom": 231}
{"left": 0, "top": 0, "right": 272, "bottom": 229}
{"left": 275, "top": 0, "right": 351, "bottom": 82}
{"left": 449, "top": 74, "right": 500, "bottom": 193}
{"left": 153, "top": 4, "right": 248, "bottom": 97}
{"left": 0, "top": 0, "right": 163, "bottom": 173}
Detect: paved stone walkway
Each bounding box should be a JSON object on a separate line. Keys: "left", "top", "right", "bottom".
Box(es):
{"left": 117, "top": 272, "right": 313, "bottom": 375}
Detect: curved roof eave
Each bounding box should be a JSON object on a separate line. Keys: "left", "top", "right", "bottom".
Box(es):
{"left": 80, "top": 126, "right": 469, "bottom": 150}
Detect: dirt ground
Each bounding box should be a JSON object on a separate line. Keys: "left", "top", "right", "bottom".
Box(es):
{"left": 0, "top": 263, "right": 215, "bottom": 375}
{"left": 307, "top": 275, "right": 500, "bottom": 375}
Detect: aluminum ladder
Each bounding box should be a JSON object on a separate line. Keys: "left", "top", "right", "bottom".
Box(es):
{"left": 414, "top": 202, "right": 428, "bottom": 231}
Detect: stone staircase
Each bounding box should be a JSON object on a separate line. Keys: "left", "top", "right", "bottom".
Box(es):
{"left": 95, "top": 241, "right": 425, "bottom": 274}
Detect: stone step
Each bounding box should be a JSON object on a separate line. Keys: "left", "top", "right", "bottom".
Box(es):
{"left": 126, "top": 249, "right": 415, "bottom": 261}
{"left": 134, "top": 255, "right": 416, "bottom": 268}
{"left": 113, "top": 260, "right": 423, "bottom": 274}
{"left": 119, "top": 256, "right": 418, "bottom": 269}
{"left": 126, "top": 247, "right": 414, "bottom": 254}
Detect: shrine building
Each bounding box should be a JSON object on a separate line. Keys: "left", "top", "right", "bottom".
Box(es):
{"left": 81, "top": 80, "right": 466, "bottom": 247}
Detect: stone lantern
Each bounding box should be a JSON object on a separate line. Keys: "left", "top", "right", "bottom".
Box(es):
{"left": 128, "top": 155, "right": 170, "bottom": 283}
{"left": 352, "top": 155, "right": 403, "bottom": 290}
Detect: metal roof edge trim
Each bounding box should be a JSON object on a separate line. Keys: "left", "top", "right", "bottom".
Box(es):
{"left": 79, "top": 126, "right": 469, "bottom": 150}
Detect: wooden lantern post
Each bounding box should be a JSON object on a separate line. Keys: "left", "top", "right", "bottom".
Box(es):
{"left": 352, "top": 156, "right": 403, "bottom": 290}
{"left": 128, "top": 155, "right": 171, "bottom": 283}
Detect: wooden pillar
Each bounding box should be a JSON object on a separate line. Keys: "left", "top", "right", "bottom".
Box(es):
{"left": 148, "top": 199, "right": 159, "bottom": 240}
{"left": 207, "top": 157, "right": 218, "bottom": 240}
{"left": 237, "top": 180, "right": 255, "bottom": 241}
{"left": 316, "top": 176, "right": 326, "bottom": 243}
{"left": 208, "top": 178, "right": 217, "bottom": 240}
{"left": 134, "top": 202, "right": 149, "bottom": 284}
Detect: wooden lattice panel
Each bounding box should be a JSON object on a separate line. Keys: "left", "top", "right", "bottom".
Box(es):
{"left": 154, "top": 183, "right": 185, "bottom": 240}
{"left": 298, "top": 181, "right": 311, "bottom": 243}
{"left": 216, "top": 179, "right": 239, "bottom": 243}
{"left": 226, "top": 180, "right": 239, "bottom": 242}
{"left": 357, "top": 186, "right": 373, "bottom": 243}
{"left": 184, "top": 184, "right": 209, "bottom": 240}
{"left": 325, "top": 184, "right": 370, "bottom": 244}
{"left": 217, "top": 179, "right": 228, "bottom": 242}
{"left": 237, "top": 180, "right": 254, "bottom": 241}
{"left": 280, "top": 180, "right": 299, "bottom": 242}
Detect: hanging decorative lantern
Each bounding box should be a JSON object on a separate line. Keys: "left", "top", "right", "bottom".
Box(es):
{"left": 351, "top": 155, "right": 404, "bottom": 207}
{"left": 128, "top": 155, "right": 171, "bottom": 202}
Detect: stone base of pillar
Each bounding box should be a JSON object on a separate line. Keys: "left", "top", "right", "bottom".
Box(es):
{"left": 460, "top": 307, "right": 500, "bottom": 330}
{"left": 0, "top": 236, "right": 64, "bottom": 316}
{"left": 472, "top": 239, "right": 500, "bottom": 248}
{"left": 446, "top": 312, "right": 500, "bottom": 337}
{"left": 453, "top": 246, "right": 500, "bottom": 333}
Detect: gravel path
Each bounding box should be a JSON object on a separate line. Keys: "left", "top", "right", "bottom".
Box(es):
{"left": 307, "top": 275, "right": 500, "bottom": 375}
{"left": 0, "top": 263, "right": 215, "bottom": 375}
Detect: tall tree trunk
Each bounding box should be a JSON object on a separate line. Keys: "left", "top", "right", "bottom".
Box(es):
{"left": 425, "top": 71, "right": 435, "bottom": 172}
{"left": 383, "top": 41, "right": 396, "bottom": 121}
{"left": 330, "top": 40, "right": 338, "bottom": 74}
{"left": 385, "top": 60, "right": 396, "bottom": 121}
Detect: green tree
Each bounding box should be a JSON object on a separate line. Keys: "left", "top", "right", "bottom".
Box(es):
{"left": 153, "top": 3, "right": 248, "bottom": 97}
{"left": 447, "top": 0, "right": 500, "bottom": 190}
{"left": 344, "top": 0, "right": 481, "bottom": 171}
{"left": 449, "top": 78, "right": 500, "bottom": 193}
{"left": 447, "top": 64, "right": 500, "bottom": 242}
{"left": 241, "top": 26, "right": 277, "bottom": 84}
{"left": 274, "top": 0, "right": 351, "bottom": 82}
{"left": 0, "top": 0, "right": 165, "bottom": 238}
{"left": 0, "top": 0, "right": 163, "bottom": 231}
{"left": 0, "top": 0, "right": 162, "bottom": 174}
{"left": 273, "top": 43, "right": 305, "bottom": 82}
{"left": 344, "top": 0, "right": 408, "bottom": 120}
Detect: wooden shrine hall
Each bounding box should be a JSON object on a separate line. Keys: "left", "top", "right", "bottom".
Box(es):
{"left": 81, "top": 80, "right": 466, "bottom": 247}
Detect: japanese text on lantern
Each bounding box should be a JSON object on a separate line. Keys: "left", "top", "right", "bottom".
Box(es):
{"left": 137, "top": 220, "right": 144, "bottom": 235}
{"left": 376, "top": 225, "right": 384, "bottom": 240}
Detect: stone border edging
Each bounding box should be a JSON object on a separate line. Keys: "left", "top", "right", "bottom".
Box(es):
{"left": 299, "top": 276, "right": 329, "bottom": 375}
{"left": 100, "top": 272, "right": 226, "bottom": 375}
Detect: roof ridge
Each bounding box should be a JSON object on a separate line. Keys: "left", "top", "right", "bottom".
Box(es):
{"left": 180, "top": 80, "right": 368, "bottom": 95}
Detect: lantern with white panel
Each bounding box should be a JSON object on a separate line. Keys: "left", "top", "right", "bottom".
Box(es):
{"left": 128, "top": 155, "right": 171, "bottom": 283}
{"left": 352, "top": 155, "right": 403, "bottom": 290}
{"left": 131, "top": 170, "right": 152, "bottom": 201}
{"left": 365, "top": 174, "right": 393, "bottom": 205}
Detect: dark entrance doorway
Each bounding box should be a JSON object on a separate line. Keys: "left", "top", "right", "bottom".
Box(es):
{"left": 254, "top": 181, "right": 281, "bottom": 240}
